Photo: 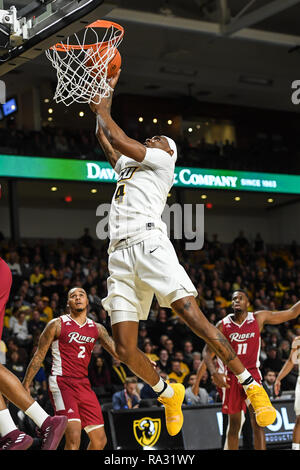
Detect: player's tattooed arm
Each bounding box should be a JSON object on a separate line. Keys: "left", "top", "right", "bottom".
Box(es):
{"left": 95, "top": 118, "right": 121, "bottom": 169}
{"left": 96, "top": 323, "right": 119, "bottom": 360}
{"left": 89, "top": 71, "right": 146, "bottom": 162}
{"left": 22, "top": 319, "right": 60, "bottom": 392}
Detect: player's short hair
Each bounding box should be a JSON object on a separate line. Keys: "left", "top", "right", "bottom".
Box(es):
{"left": 264, "top": 368, "right": 276, "bottom": 376}
{"left": 125, "top": 376, "right": 138, "bottom": 385}
{"left": 231, "top": 289, "right": 249, "bottom": 299}
{"left": 67, "top": 287, "right": 87, "bottom": 297}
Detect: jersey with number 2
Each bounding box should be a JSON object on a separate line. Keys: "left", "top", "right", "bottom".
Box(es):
{"left": 51, "top": 314, "right": 98, "bottom": 378}
{"left": 221, "top": 312, "right": 261, "bottom": 374}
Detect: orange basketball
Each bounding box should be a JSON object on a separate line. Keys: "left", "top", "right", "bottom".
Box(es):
{"left": 86, "top": 46, "right": 121, "bottom": 80}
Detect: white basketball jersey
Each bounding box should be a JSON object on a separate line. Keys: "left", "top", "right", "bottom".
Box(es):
{"left": 108, "top": 147, "right": 175, "bottom": 249}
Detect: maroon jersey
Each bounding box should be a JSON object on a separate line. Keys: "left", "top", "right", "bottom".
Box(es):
{"left": 221, "top": 312, "right": 261, "bottom": 376}
{"left": 0, "top": 258, "right": 12, "bottom": 339}
{"left": 51, "top": 314, "right": 99, "bottom": 378}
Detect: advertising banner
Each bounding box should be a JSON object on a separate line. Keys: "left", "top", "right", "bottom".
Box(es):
{"left": 106, "top": 399, "right": 295, "bottom": 450}
{"left": 1, "top": 155, "right": 299, "bottom": 194}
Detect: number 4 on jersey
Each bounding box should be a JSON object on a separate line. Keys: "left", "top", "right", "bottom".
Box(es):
{"left": 115, "top": 184, "right": 125, "bottom": 202}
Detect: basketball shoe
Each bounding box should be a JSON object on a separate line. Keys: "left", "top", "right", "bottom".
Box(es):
{"left": 157, "top": 383, "right": 185, "bottom": 436}
{"left": 38, "top": 415, "right": 68, "bottom": 450}
{"left": 0, "top": 430, "right": 33, "bottom": 450}
{"left": 245, "top": 383, "right": 277, "bottom": 427}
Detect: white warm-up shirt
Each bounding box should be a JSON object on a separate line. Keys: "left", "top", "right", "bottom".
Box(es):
{"left": 108, "top": 147, "right": 175, "bottom": 250}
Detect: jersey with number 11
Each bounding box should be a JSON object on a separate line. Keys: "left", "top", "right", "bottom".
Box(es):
{"left": 51, "top": 314, "right": 98, "bottom": 378}
{"left": 221, "top": 312, "right": 261, "bottom": 374}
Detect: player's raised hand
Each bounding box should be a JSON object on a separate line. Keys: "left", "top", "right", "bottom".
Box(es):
{"left": 212, "top": 372, "right": 230, "bottom": 389}
{"left": 108, "top": 68, "right": 121, "bottom": 90}
{"left": 89, "top": 69, "right": 121, "bottom": 115}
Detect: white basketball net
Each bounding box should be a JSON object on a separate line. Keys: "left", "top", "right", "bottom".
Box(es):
{"left": 45, "top": 21, "right": 124, "bottom": 107}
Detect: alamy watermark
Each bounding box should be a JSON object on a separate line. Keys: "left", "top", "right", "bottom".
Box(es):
{"left": 96, "top": 203, "right": 205, "bottom": 251}
{"left": 291, "top": 80, "right": 300, "bottom": 105}
{"left": 0, "top": 80, "right": 6, "bottom": 104}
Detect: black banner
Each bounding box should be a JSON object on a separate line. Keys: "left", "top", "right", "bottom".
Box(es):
{"left": 103, "top": 399, "right": 296, "bottom": 450}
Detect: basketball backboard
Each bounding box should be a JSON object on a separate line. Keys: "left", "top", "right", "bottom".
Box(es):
{"left": 0, "top": 0, "right": 115, "bottom": 77}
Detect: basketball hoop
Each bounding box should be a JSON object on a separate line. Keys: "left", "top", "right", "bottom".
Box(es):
{"left": 45, "top": 20, "right": 124, "bottom": 107}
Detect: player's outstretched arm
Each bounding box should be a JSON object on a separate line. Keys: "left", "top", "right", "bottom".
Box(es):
{"left": 22, "top": 319, "right": 60, "bottom": 392}
{"left": 96, "top": 323, "right": 119, "bottom": 360}
{"left": 256, "top": 300, "right": 300, "bottom": 329}
{"left": 89, "top": 70, "right": 146, "bottom": 162}
{"left": 274, "top": 338, "right": 299, "bottom": 395}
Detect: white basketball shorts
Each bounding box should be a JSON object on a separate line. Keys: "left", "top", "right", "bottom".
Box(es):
{"left": 295, "top": 377, "right": 300, "bottom": 416}
{"left": 102, "top": 230, "right": 197, "bottom": 324}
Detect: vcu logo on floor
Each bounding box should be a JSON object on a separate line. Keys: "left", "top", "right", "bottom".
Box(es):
{"left": 133, "top": 417, "right": 161, "bottom": 447}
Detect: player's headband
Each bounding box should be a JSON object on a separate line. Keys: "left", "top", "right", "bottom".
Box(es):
{"left": 162, "top": 136, "right": 177, "bottom": 162}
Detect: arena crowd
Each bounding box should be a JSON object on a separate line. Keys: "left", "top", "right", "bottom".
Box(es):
{"left": 0, "top": 229, "right": 299, "bottom": 418}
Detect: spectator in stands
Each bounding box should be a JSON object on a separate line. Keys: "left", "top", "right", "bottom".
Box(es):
{"left": 9, "top": 306, "right": 20, "bottom": 331}
{"left": 137, "top": 323, "right": 150, "bottom": 349}
{"left": 27, "top": 309, "right": 45, "bottom": 337}
{"left": 6, "top": 351, "right": 26, "bottom": 381}
{"left": 184, "top": 372, "right": 210, "bottom": 406}
{"left": 168, "top": 359, "right": 188, "bottom": 384}
{"left": 262, "top": 369, "right": 278, "bottom": 400}
{"left": 182, "top": 340, "right": 194, "bottom": 370}
{"left": 156, "top": 349, "right": 171, "bottom": 374}
{"left": 11, "top": 311, "right": 32, "bottom": 348}
{"left": 261, "top": 346, "right": 284, "bottom": 374}
{"left": 110, "top": 357, "right": 132, "bottom": 392}
{"left": 1, "top": 230, "right": 300, "bottom": 419}
{"left": 112, "top": 377, "right": 140, "bottom": 410}
{"left": 164, "top": 338, "right": 175, "bottom": 357}
{"left": 158, "top": 334, "right": 169, "bottom": 350}
{"left": 89, "top": 356, "right": 111, "bottom": 388}
{"left": 191, "top": 352, "right": 202, "bottom": 374}
{"left": 173, "top": 350, "right": 190, "bottom": 375}
{"left": 199, "top": 369, "right": 216, "bottom": 398}
{"left": 278, "top": 340, "right": 291, "bottom": 360}
{"left": 7, "top": 251, "right": 22, "bottom": 277}
{"left": 5, "top": 337, "right": 28, "bottom": 364}
{"left": 29, "top": 265, "right": 44, "bottom": 286}
{"left": 41, "top": 296, "right": 53, "bottom": 323}
{"left": 143, "top": 340, "right": 159, "bottom": 362}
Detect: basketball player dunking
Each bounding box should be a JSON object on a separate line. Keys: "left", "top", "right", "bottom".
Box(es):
{"left": 23, "top": 287, "right": 119, "bottom": 450}
{"left": 88, "top": 70, "right": 276, "bottom": 436}
{"left": 0, "top": 257, "right": 67, "bottom": 450}
{"left": 275, "top": 336, "right": 300, "bottom": 450}
{"left": 203, "top": 289, "right": 300, "bottom": 450}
